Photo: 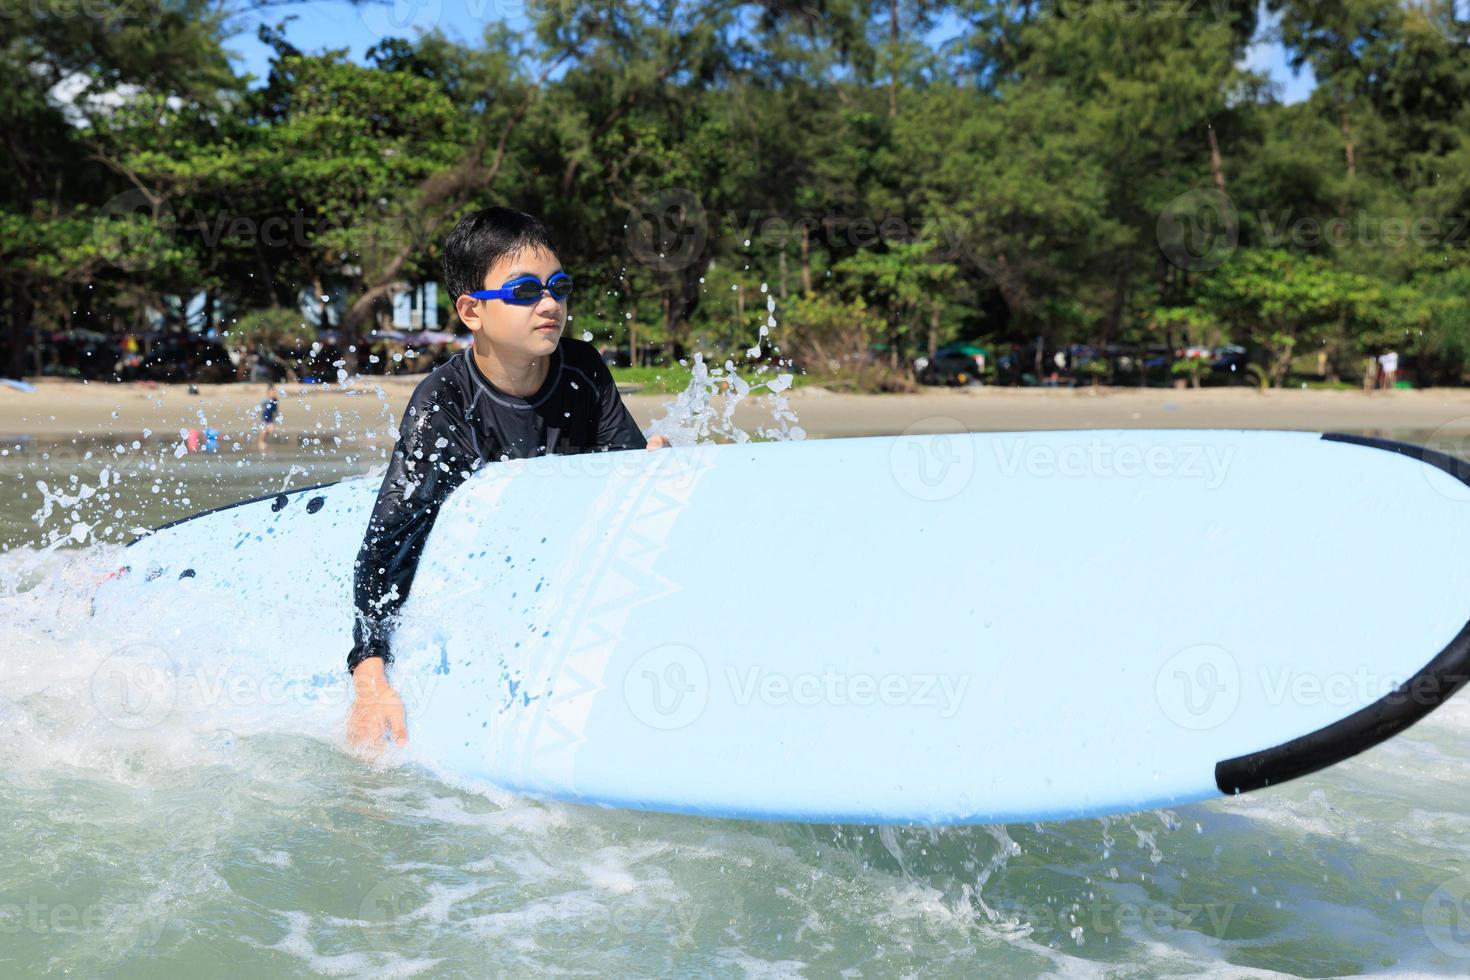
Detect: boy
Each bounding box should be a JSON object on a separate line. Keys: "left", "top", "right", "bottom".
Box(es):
{"left": 347, "top": 207, "right": 670, "bottom": 748}
{"left": 256, "top": 384, "right": 279, "bottom": 449}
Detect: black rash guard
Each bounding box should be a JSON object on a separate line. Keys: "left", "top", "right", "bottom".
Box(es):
{"left": 348, "top": 338, "right": 646, "bottom": 672}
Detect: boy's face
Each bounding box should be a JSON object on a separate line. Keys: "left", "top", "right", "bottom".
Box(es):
{"left": 456, "top": 246, "right": 566, "bottom": 360}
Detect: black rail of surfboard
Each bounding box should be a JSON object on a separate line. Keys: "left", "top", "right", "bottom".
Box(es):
{"left": 127, "top": 476, "right": 357, "bottom": 546}
{"left": 1214, "top": 433, "right": 1470, "bottom": 795}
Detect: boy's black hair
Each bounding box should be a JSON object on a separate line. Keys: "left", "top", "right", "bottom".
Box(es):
{"left": 442, "top": 206, "right": 560, "bottom": 302}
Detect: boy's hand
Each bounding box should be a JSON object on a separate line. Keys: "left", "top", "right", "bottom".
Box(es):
{"left": 647, "top": 435, "right": 671, "bottom": 451}
{"left": 347, "top": 657, "right": 408, "bottom": 749}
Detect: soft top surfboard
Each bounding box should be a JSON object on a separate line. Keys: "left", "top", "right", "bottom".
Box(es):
{"left": 93, "top": 430, "right": 1470, "bottom": 824}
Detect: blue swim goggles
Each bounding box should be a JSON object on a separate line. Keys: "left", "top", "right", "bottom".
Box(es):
{"left": 469, "top": 272, "right": 574, "bottom": 305}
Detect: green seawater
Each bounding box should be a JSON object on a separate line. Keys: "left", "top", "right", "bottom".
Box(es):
{"left": 2, "top": 427, "right": 1469, "bottom": 977}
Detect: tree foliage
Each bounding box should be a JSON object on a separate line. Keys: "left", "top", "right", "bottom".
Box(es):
{"left": 3, "top": 0, "right": 1470, "bottom": 385}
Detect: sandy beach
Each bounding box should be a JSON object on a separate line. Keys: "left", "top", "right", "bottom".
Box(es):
{"left": 4, "top": 376, "right": 1470, "bottom": 442}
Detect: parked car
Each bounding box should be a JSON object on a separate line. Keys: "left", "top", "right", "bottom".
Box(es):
{"left": 117, "top": 336, "right": 235, "bottom": 383}
{"left": 1206, "top": 344, "right": 1252, "bottom": 384}
{"left": 918, "top": 344, "right": 988, "bottom": 386}
{"left": 42, "top": 330, "right": 120, "bottom": 381}
{"left": 249, "top": 349, "right": 289, "bottom": 382}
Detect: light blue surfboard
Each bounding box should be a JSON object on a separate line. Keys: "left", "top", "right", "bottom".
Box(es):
{"left": 92, "top": 430, "right": 1470, "bottom": 824}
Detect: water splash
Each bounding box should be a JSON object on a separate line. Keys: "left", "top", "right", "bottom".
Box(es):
{"left": 644, "top": 352, "right": 806, "bottom": 447}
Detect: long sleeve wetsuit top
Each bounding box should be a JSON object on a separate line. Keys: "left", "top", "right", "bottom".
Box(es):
{"left": 348, "top": 339, "right": 647, "bottom": 672}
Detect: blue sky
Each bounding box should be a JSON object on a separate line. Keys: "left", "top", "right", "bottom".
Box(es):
{"left": 221, "top": 0, "right": 1317, "bottom": 103}
{"left": 1242, "top": 4, "right": 1318, "bottom": 104}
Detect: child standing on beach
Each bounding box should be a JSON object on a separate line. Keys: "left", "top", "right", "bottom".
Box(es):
{"left": 256, "top": 384, "right": 279, "bottom": 450}
{"left": 346, "top": 206, "right": 670, "bottom": 748}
